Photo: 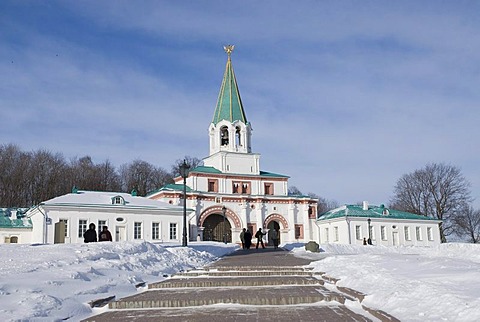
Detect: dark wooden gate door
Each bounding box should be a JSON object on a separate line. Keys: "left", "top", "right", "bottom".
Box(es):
{"left": 203, "top": 214, "right": 232, "bottom": 242}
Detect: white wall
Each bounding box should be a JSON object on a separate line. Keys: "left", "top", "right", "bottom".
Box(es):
{"left": 317, "top": 218, "right": 441, "bottom": 247}
{"left": 28, "top": 206, "right": 186, "bottom": 244}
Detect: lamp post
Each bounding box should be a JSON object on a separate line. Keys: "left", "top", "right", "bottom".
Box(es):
{"left": 367, "top": 218, "right": 372, "bottom": 245}
{"left": 222, "top": 205, "right": 227, "bottom": 244}
{"left": 179, "top": 160, "right": 190, "bottom": 247}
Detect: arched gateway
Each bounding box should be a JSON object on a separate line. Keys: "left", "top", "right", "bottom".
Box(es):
{"left": 264, "top": 213, "right": 289, "bottom": 246}
{"left": 198, "top": 206, "right": 241, "bottom": 243}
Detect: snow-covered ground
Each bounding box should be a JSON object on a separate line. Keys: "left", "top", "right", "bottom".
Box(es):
{"left": 288, "top": 243, "right": 480, "bottom": 322}
{"left": 0, "top": 241, "right": 478, "bottom": 322}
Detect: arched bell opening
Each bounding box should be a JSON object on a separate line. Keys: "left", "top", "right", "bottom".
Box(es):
{"left": 235, "top": 126, "right": 241, "bottom": 147}
{"left": 220, "top": 126, "right": 229, "bottom": 146}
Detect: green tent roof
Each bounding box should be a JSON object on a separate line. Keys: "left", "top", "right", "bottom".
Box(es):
{"left": 212, "top": 47, "right": 247, "bottom": 125}
{"left": 318, "top": 204, "right": 440, "bottom": 221}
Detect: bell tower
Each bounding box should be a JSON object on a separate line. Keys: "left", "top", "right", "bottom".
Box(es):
{"left": 203, "top": 45, "right": 260, "bottom": 175}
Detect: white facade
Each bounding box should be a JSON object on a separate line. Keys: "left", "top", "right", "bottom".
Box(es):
{"left": 316, "top": 204, "right": 442, "bottom": 247}
{"left": 0, "top": 209, "right": 32, "bottom": 244}
{"left": 25, "top": 190, "right": 189, "bottom": 244}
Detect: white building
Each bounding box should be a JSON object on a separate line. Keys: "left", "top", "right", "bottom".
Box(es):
{"left": 0, "top": 208, "right": 32, "bottom": 244}
{"left": 25, "top": 189, "right": 188, "bottom": 244}
{"left": 148, "top": 46, "right": 318, "bottom": 245}
{"left": 316, "top": 202, "right": 442, "bottom": 246}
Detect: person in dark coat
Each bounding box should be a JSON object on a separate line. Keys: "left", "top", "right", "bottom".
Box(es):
{"left": 240, "top": 228, "right": 246, "bottom": 249}
{"left": 244, "top": 229, "right": 252, "bottom": 249}
{"left": 255, "top": 228, "right": 266, "bottom": 249}
{"left": 84, "top": 223, "right": 97, "bottom": 243}
{"left": 98, "top": 226, "right": 113, "bottom": 242}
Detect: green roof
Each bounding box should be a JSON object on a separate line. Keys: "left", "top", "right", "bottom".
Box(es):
{"left": 191, "top": 166, "right": 289, "bottom": 178}
{"left": 191, "top": 166, "right": 222, "bottom": 174}
{"left": 146, "top": 184, "right": 194, "bottom": 196}
{"left": 318, "top": 204, "right": 440, "bottom": 221}
{"left": 0, "top": 216, "right": 32, "bottom": 229}
{"left": 212, "top": 48, "right": 247, "bottom": 125}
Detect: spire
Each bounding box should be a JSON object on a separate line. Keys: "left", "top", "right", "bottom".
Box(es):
{"left": 212, "top": 45, "right": 247, "bottom": 125}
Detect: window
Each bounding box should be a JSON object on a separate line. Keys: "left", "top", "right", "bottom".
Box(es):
{"left": 355, "top": 225, "right": 361, "bottom": 240}
{"left": 264, "top": 183, "right": 273, "bottom": 195}
{"left": 334, "top": 227, "right": 339, "bottom": 242}
{"left": 381, "top": 226, "right": 387, "bottom": 240}
{"left": 369, "top": 225, "right": 374, "bottom": 240}
{"left": 78, "top": 220, "right": 87, "bottom": 238}
{"left": 152, "top": 222, "right": 160, "bottom": 240}
{"left": 233, "top": 181, "right": 250, "bottom": 194}
{"left": 112, "top": 196, "right": 124, "bottom": 205}
{"left": 404, "top": 226, "right": 411, "bottom": 241}
{"left": 59, "top": 219, "right": 68, "bottom": 237}
{"left": 208, "top": 179, "right": 218, "bottom": 192}
{"left": 325, "top": 228, "right": 329, "bottom": 243}
{"left": 98, "top": 220, "right": 107, "bottom": 235}
{"left": 169, "top": 223, "right": 177, "bottom": 240}
{"left": 416, "top": 227, "right": 422, "bottom": 241}
{"left": 295, "top": 224, "right": 303, "bottom": 239}
{"left": 134, "top": 222, "right": 142, "bottom": 239}
{"left": 427, "top": 227, "right": 433, "bottom": 241}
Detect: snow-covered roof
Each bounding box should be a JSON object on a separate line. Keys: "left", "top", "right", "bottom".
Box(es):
{"left": 318, "top": 204, "right": 441, "bottom": 222}
{"left": 39, "top": 190, "right": 183, "bottom": 211}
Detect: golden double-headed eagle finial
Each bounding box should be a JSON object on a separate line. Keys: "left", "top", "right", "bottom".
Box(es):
{"left": 224, "top": 45, "right": 235, "bottom": 57}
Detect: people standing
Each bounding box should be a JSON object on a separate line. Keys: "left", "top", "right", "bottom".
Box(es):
{"left": 240, "top": 228, "right": 246, "bottom": 249}
{"left": 255, "top": 228, "right": 266, "bottom": 249}
{"left": 98, "top": 226, "right": 113, "bottom": 242}
{"left": 84, "top": 223, "right": 97, "bottom": 243}
{"left": 244, "top": 229, "right": 252, "bottom": 249}
{"left": 271, "top": 229, "right": 279, "bottom": 249}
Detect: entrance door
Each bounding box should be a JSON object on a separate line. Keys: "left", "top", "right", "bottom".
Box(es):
{"left": 116, "top": 226, "right": 126, "bottom": 242}
{"left": 203, "top": 214, "right": 232, "bottom": 242}
{"left": 267, "top": 221, "right": 280, "bottom": 245}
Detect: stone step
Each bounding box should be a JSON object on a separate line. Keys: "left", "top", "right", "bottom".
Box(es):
{"left": 174, "top": 270, "right": 322, "bottom": 277}
{"left": 86, "top": 304, "right": 372, "bottom": 322}
{"left": 149, "top": 276, "right": 324, "bottom": 289}
{"left": 109, "top": 285, "right": 347, "bottom": 309}
{"left": 206, "top": 266, "right": 313, "bottom": 272}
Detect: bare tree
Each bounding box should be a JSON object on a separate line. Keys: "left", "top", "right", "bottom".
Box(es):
{"left": 96, "top": 160, "right": 122, "bottom": 192}
{"left": 454, "top": 206, "right": 480, "bottom": 243}
{"left": 391, "top": 163, "right": 472, "bottom": 242}
{"left": 119, "top": 160, "right": 172, "bottom": 196}
{"left": 288, "top": 186, "right": 302, "bottom": 196}
{"left": 0, "top": 144, "right": 30, "bottom": 206}
{"left": 28, "top": 149, "right": 68, "bottom": 205}
{"left": 170, "top": 156, "right": 203, "bottom": 178}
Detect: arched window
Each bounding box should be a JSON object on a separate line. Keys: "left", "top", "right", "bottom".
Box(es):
{"left": 220, "top": 126, "right": 229, "bottom": 146}
{"left": 112, "top": 196, "right": 125, "bottom": 205}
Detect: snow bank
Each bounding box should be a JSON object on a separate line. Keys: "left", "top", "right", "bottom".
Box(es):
{"left": 291, "top": 242, "right": 480, "bottom": 322}
{"left": 0, "top": 241, "right": 237, "bottom": 321}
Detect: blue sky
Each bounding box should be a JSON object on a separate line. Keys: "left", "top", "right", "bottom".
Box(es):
{"left": 1, "top": 1, "right": 479, "bottom": 208}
